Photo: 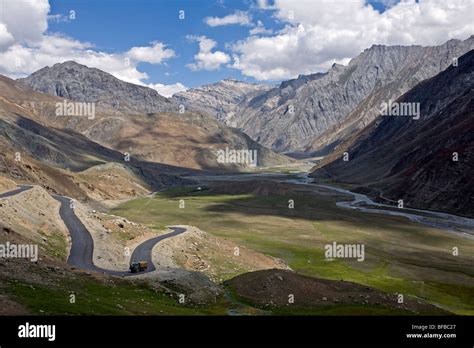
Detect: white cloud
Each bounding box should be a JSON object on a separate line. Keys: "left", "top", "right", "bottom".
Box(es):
{"left": 0, "top": 34, "right": 175, "bottom": 86}
{"left": 0, "top": 38, "right": 144, "bottom": 83}
{"left": 232, "top": 0, "right": 474, "bottom": 80}
{"left": 204, "top": 11, "right": 252, "bottom": 27}
{"left": 0, "top": 0, "right": 49, "bottom": 48}
{"left": 146, "top": 82, "right": 188, "bottom": 97}
{"left": 249, "top": 21, "right": 273, "bottom": 36}
{"left": 0, "top": 0, "right": 183, "bottom": 97}
{"left": 186, "top": 36, "right": 230, "bottom": 71}
{"left": 0, "top": 23, "right": 15, "bottom": 51}
{"left": 127, "top": 42, "right": 175, "bottom": 64}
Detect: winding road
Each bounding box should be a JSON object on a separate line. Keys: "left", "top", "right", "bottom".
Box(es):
{"left": 3, "top": 172, "right": 473, "bottom": 278}
{"left": 0, "top": 185, "right": 33, "bottom": 198}
{"left": 0, "top": 185, "right": 186, "bottom": 276}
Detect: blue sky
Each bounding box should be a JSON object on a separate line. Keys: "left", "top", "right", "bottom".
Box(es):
{"left": 47, "top": 0, "right": 283, "bottom": 88}
{"left": 46, "top": 0, "right": 394, "bottom": 88}
{"left": 1, "top": 0, "right": 471, "bottom": 96}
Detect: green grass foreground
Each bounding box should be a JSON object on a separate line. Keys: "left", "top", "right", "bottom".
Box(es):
{"left": 111, "top": 187, "right": 474, "bottom": 315}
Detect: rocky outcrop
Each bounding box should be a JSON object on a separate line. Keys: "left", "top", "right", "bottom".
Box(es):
{"left": 233, "top": 36, "right": 474, "bottom": 153}
{"left": 171, "top": 79, "right": 272, "bottom": 125}
{"left": 7, "top": 67, "right": 292, "bottom": 172}
{"left": 311, "top": 50, "right": 474, "bottom": 217}
{"left": 18, "top": 61, "right": 175, "bottom": 114}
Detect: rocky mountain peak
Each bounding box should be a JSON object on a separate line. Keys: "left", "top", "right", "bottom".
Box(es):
{"left": 221, "top": 78, "right": 242, "bottom": 84}
{"left": 231, "top": 36, "right": 474, "bottom": 153}
{"left": 53, "top": 60, "right": 85, "bottom": 68}
{"left": 18, "top": 61, "right": 175, "bottom": 115}
{"left": 171, "top": 78, "right": 273, "bottom": 125}
{"left": 311, "top": 49, "right": 474, "bottom": 216}
{"left": 330, "top": 63, "right": 345, "bottom": 69}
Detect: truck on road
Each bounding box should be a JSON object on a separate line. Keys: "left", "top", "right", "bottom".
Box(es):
{"left": 130, "top": 261, "right": 148, "bottom": 273}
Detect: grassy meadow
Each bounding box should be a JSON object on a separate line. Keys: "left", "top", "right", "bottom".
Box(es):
{"left": 111, "top": 185, "right": 474, "bottom": 314}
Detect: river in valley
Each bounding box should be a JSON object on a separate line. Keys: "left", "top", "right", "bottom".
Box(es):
{"left": 185, "top": 172, "right": 474, "bottom": 240}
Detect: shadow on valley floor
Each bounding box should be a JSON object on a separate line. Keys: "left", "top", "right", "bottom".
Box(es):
{"left": 155, "top": 180, "right": 474, "bottom": 251}
{"left": 113, "top": 182, "right": 474, "bottom": 313}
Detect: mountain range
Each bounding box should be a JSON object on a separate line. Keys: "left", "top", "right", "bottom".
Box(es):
{"left": 171, "top": 78, "right": 272, "bottom": 124}
{"left": 0, "top": 74, "right": 194, "bottom": 200}
{"left": 311, "top": 49, "right": 474, "bottom": 216}
{"left": 173, "top": 36, "right": 473, "bottom": 155}
{"left": 14, "top": 62, "right": 291, "bottom": 172}
{"left": 18, "top": 61, "right": 174, "bottom": 115}
{"left": 3, "top": 36, "right": 473, "bottom": 216}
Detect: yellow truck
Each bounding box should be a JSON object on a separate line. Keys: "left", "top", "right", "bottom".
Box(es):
{"left": 129, "top": 261, "right": 148, "bottom": 273}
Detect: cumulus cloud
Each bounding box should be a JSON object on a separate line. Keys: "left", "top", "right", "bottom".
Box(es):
{"left": 186, "top": 35, "right": 230, "bottom": 71}
{"left": 146, "top": 82, "right": 188, "bottom": 97}
{"left": 249, "top": 21, "right": 273, "bottom": 36}
{"left": 0, "top": 0, "right": 49, "bottom": 47}
{"left": 0, "top": 23, "right": 15, "bottom": 51}
{"left": 126, "top": 42, "right": 175, "bottom": 64}
{"left": 0, "top": 0, "right": 183, "bottom": 97}
{"left": 204, "top": 10, "right": 252, "bottom": 27}
{"left": 232, "top": 0, "right": 474, "bottom": 80}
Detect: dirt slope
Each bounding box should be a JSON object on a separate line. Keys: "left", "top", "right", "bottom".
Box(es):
{"left": 151, "top": 225, "right": 289, "bottom": 282}
{"left": 226, "top": 269, "right": 448, "bottom": 314}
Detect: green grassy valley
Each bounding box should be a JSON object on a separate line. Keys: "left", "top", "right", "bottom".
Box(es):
{"left": 112, "top": 184, "right": 474, "bottom": 314}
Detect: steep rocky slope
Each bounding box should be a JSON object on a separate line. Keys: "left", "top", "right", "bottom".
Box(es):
{"left": 18, "top": 61, "right": 175, "bottom": 114}
{"left": 15, "top": 63, "right": 291, "bottom": 170}
{"left": 171, "top": 79, "right": 272, "bottom": 125}
{"left": 234, "top": 36, "right": 473, "bottom": 153}
{"left": 311, "top": 50, "right": 474, "bottom": 217}
{"left": 0, "top": 75, "right": 193, "bottom": 199}
{"left": 100, "top": 111, "right": 291, "bottom": 170}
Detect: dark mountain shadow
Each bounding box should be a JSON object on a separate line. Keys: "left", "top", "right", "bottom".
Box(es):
{"left": 7, "top": 115, "right": 204, "bottom": 190}
{"left": 155, "top": 180, "right": 450, "bottom": 239}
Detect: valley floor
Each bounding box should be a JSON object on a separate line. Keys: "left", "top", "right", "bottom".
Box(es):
{"left": 112, "top": 172, "right": 474, "bottom": 315}
{"left": 1, "top": 170, "right": 473, "bottom": 315}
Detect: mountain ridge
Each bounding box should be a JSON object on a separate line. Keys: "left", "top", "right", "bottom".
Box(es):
{"left": 18, "top": 60, "right": 176, "bottom": 115}
{"left": 310, "top": 49, "right": 474, "bottom": 217}
{"left": 9, "top": 69, "right": 292, "bottom": 171}
{"left": 232, "top": 36, "right": 474, "bottom": 153}
{"left": 171, "top": 78, "right": 273, "bottom": 125}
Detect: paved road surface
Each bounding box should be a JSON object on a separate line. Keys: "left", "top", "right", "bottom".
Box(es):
{"left": 0, "top": 185, "right": 33, "bottom": 199}
{"left": 0, "top": 185, "right": 186, "bottom": 276}
{"left": 52, "top": 194, "right": 186, "bottom": 276}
